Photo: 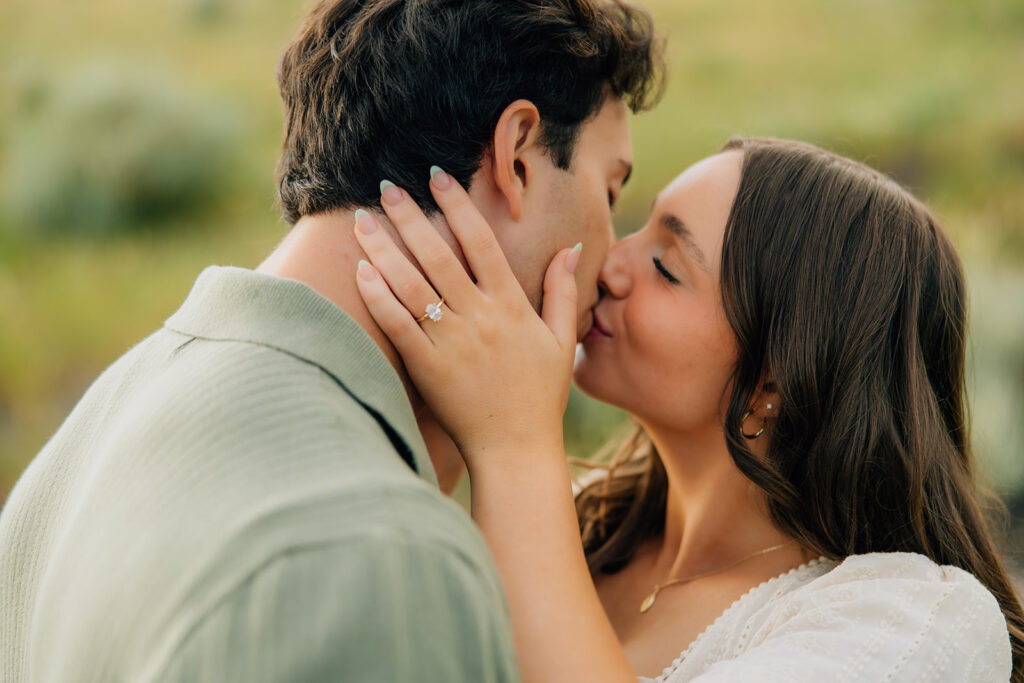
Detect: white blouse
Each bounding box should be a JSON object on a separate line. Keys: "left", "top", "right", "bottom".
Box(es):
{"left": 638, "top": 552, "right": 1011, "bottom": 682}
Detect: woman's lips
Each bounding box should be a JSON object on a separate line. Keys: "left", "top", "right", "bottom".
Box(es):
{"left": 588, "top": 310, "right": 612, "bottom": 338}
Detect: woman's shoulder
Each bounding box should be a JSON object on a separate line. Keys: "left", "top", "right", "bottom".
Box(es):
{"left": 750, "top": 551, "right": 1011, "bottom": 679}
{"left": 739, "top": 551, "right": 1007, "bottom": 640}
{"left": 798, "top": 551, "right": 1005, "bottom": 613}
{"left": 786, "top": 551, "right": 1004, "bottom": 625}
{"left": 665, "top": 552, "right": 1012, "bottom": 682}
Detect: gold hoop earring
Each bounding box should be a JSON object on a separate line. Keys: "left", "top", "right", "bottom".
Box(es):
{"left": 741, "top": 409, "right": 767, "bottom": 439}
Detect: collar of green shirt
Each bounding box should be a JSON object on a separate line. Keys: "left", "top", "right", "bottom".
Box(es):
{"left": 163, "top": 265, "right": 438, "bottom": 488}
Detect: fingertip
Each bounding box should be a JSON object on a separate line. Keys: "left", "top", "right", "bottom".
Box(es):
{"left": 565, "top": 242, "right": 583, "bottom": 274}
{"left": 354, "top": 209, "right": 378, "bottom": 235}
{"left": 357, "top": 259, "right": 378, "bottom": 281}
{"left": 380, "top": 180, "right": 403, "bottom": 206}
{"left": 540, "top": 255, "right": 579, "bottom": 350}
{"left": 429, "top": 165, "right": 452, "bottom": 190}
{"left": 429, "top": 168, "right": 468, "bottom": 205}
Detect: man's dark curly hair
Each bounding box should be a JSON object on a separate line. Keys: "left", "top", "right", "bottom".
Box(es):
{"left": 275, "top": 0, "right": 664, "bottom": 224}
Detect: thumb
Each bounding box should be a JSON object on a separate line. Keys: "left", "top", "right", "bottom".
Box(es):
{"left": 540, "top": 243, "right": 581, "bottom": 352}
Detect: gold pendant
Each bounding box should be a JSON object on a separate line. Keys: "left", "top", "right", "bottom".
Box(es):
{"left": 640, "top": 588, "right": 658, "bottom": 614}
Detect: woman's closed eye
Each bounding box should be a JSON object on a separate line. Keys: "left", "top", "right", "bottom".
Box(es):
{"left": 653, "top": 257, "right": 679, "bottom": 284}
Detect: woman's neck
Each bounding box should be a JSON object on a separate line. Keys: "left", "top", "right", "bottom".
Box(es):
{"left": 643, "top": 422, "right": 806, "bottom": 583}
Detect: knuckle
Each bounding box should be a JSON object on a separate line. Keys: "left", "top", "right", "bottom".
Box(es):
{"left": 380, "top": 315, "right": 404, "bottom": 334}
{"left": 378, "top": 318, "right": 405, "bottom": 342}
{"left": 394, "top": 279, "right": 422, "bottom": 302}
{"left": 471, "top": 233, "right": 498, "bottom": 256}
{"left": 476, "top": 316, "right": 501, "bottom": 344}
{"left": 423, "top": 250, "right": 453, "bottom": 275}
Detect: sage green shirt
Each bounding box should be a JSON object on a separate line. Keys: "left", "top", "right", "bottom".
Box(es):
{"left": 0, "top": 266, "right": 520, "bottom": 683}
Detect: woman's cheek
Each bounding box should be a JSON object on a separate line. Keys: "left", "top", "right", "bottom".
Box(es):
{"left": 695, "top": 308, "right": 733, "bottom": 354}
{"left": 627, "top": 288, "right": 687, "bottom": 357}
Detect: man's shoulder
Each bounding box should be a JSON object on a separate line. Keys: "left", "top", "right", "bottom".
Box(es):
{"left": 67, "top": 326, "right": 350, "bottom": 441}
{"left": 28, "top": 479, "right": 509, "bottom": 683}
{"left": 229, "top": 492, "right": 497, "bottom": 594}
{"left": 141, "top": 519, "right": 517, "bottom": 683}
{"left": 107, "top": 328, "right": 391, "bottom": 458}
{"left": 89, "top": 327, "right": 467, "bottom": 563}
{"left": 188, "top": 482, "right": 497, "bottom": 602}
{"left": 25, "top": 426, "right": 496, "bottom": 681}
{"left": 143, "top": 328, "right": 344, "bottom": 405}
{"left": 147, "top": 487, "right": 506, "bottom": 681}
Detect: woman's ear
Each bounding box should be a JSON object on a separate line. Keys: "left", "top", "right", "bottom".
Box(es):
{"left": 760, "top": 378, "right": 781, "bottom": 418}
{"left": 489, "top": 99, "right": 542, "bottom": 222}
{"left": 745, "top": 377, "right": 781, "bottom": 418}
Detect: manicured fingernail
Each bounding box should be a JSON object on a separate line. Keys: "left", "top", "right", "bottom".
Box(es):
{"left": 565, "top": 242, "right": 583, "bottom": 274}
{"left": 357, "top": 259, "right": 377, "bottom": 281}
{"left": 429, "top": 165, "right": 451, "bottom": 189}
{"left": 380, "top": 180, "right": 402, "bottom": 205}
{"left": 354, "top": 209, "right": 377, "bottom": 234}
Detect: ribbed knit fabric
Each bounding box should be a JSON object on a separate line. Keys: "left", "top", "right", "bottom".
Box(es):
{"left": 0, "top": 266, "right": 519, "bottom": 683}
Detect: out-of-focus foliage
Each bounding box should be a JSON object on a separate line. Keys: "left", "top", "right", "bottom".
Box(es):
{"left": 970, "top": 269, "right": 1024, "bottom": 492}
{"left": 2, "top": 62, "right": 239, "bottom": 236}
{"left": 0, "top": 0, "right": 1021, "bottom": 530}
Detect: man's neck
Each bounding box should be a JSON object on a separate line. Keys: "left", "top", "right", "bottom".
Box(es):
{"left": 255, "top": 209, "right": 466, "bottom": 493}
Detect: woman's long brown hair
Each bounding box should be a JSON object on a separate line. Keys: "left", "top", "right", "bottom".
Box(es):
{"left": 575, "top": 137, "right": 1024, "bottom": 677}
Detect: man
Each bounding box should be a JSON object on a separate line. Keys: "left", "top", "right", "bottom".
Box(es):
{"left": 0, "top": 1, "right": 662, "bottom": 680}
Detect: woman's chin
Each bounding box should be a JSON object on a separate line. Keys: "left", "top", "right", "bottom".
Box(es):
{"left": 572, "top": 357, "right": 613, "bottom": 404}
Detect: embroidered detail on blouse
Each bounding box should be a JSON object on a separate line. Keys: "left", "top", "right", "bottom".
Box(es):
{"left": 638, "top": 552, "right": 1011, "bottom": 683}
{"left": 647, "top": 556, "right": 834, "bottom": 682}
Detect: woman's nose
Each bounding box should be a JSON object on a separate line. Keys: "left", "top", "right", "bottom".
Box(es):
{"left": 597, "top": 238, "right": 632, "bottom": 300}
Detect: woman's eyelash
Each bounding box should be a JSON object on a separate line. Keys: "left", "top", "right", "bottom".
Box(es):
{"left": 653, "top": 257, "right": 679, "bottom": 284}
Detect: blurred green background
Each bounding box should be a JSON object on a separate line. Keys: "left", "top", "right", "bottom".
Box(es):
{"left": 1, "top": 0, "right": 1022, "bottom": 562}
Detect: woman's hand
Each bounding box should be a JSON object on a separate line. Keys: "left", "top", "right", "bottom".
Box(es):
{"left": 352, "top": 169, "right": 581, "bottom": 469}
{"left": 353, "top": 171, "right": 635, "bottom": 683}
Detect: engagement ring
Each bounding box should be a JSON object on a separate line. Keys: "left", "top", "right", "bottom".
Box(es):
{"left": 416, "top": 298, "right": 445, "bottom": 323}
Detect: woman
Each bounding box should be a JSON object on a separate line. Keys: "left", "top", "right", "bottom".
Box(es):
{"left": 352, "top": 137, "right": 1021, "bottom": 681}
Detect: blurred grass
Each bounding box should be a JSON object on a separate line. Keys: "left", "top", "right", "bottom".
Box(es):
{"left": 3, "top": 61, "right": 242, "bottom": 234}
{"left": 1, "top": 0, "right": 1022, "bottom": 539}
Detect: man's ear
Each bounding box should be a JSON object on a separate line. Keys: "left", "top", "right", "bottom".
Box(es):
{"left": 490, "top": 99, "right": 542, "bottom": 222}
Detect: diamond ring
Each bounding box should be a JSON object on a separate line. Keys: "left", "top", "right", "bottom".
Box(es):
{"left": 415, "top": 297, "right": 445, "bottom": 323}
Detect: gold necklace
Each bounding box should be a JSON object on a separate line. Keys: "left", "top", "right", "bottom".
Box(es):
{"left": 639, "top": 541, "right": 794, "bottom": 614}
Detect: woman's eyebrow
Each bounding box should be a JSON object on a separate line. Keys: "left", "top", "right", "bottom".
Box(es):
{"left": 660, "top": 213, "right": 710, "bottom": 272}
